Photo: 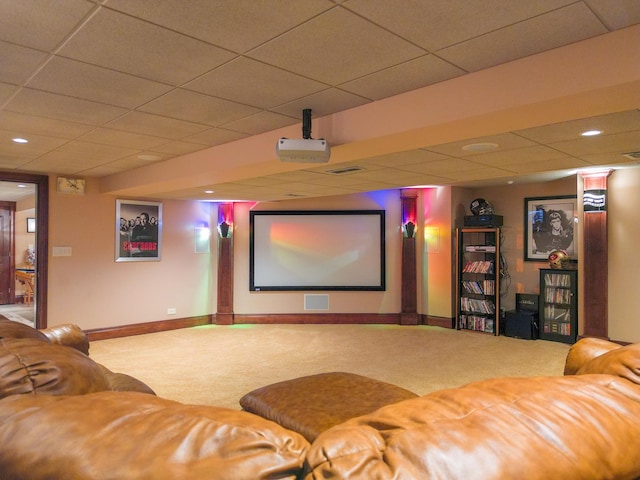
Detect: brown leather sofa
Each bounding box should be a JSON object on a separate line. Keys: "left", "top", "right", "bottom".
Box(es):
{"left": 2, "top": 317, "right": 640, "bottom": 480}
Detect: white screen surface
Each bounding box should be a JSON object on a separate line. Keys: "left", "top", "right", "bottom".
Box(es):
{"left": 250, "top": 211, "right": 385, "bottom": 291}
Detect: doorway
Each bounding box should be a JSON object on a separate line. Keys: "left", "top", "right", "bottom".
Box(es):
{"left": 0, "top": 172, "right": 48, "bottom": 329}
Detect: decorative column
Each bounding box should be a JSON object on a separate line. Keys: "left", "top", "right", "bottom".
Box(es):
{"left": 400, "top": 190, "right": 418, "bottom": 325}
{"left": 580, "top": 170, "right": 612, "bottom": 339}
{"left": 216, "top": 203, "right": 234, "bottom": 325}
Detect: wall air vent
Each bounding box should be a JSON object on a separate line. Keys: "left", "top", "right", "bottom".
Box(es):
{"left": 323, "top": 166, "right": 364, "bottom": 175}
{"left": 622, "top": 151, "right": 640, "bottom": 160}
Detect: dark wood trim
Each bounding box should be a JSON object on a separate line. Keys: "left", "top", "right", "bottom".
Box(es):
{"left": 401, "top": 192, "right": 418, "bottom": 325}
{"left": 85, "top": 315, "right": 212, "bottom": 341}
{"left": 422, "top": 315, "right": 455, "bottom": 328}
{"left": 233, "top": 313, "right": 400, "bottom": 324}
{"left": 216, "top": 237, "right": 234, "bottom": 325}
{"left": 581, "top": 171, "right": 611, "bottom": 339}
{"left": 0, "top": 171, "right": 48, "bottom": 329}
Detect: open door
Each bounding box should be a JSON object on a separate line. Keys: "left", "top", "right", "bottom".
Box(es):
{"left": 0, "top": 173, "right": 48, "bottom": 329}
{"left": 0, "top": 201, "right": 14, "bottom": 305}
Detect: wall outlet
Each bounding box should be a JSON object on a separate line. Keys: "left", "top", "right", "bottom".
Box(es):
{"left": 167, "top": 308, "right": 177, "bottom": 315}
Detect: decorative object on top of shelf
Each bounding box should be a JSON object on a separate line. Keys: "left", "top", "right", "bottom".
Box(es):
{"left": 26, "top": 247, "right": 35, "bottom": 267}
{"left": 57, "top": 177, "right": 85, "bottom": 195}
{"left": 469, "top": 198, "right": 494, "bottom": 216}
{"left": 464, "top": 198, "right": 503, "bottom": 227}
{"left": 524, "top": 195, "right": 577, "bottom": 261}
{"left": 26, "top": 217, "right": 35, "bottom": 233}
{"left": 115, "top": 199, "right": 162, "bottom": 262}
{"left": 548, "top": 249, "right": 569, "bottom": 269}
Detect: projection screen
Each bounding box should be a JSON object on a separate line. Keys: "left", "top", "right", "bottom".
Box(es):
{"left": 249, "top": 210, "right": 386, "bottom": 291}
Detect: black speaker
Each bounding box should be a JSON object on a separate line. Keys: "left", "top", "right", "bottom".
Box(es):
{"left": 504, "top": 310, "right": 539, "bottom": 340}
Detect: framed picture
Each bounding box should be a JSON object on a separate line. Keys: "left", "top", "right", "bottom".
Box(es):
{"left": 26, "top": 217, "right": 36, "bottom": 233}
{"left": 524, "top": 195, "right": 577, "bottom": 261}
{"left": 116, "top": 199, "right": 162, "bottom": 262}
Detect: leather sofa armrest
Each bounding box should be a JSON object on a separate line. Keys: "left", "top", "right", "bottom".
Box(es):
{"left": 564, "top": 337, "right": 622, "bottom": 375}
{"left": 42, "top": 324, "right": 90, "bottom": 355}
{"left": 96, "top": 364, "right": 156, "bottom": 395}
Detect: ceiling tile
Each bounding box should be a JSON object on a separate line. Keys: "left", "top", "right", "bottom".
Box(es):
{"left": 551, "top": 131, "right": 640, "bottom": 156}
{"left": 0, "top": 83, "right": 19, "bottom": 105}
{"left": 426, "top": 133, "right": 537, "bottom": 157}
{"left": 0, "top": 0, "right": 95, "bottom": 51}
{"left": 148, "top": 141, "right": 209, "bottom": 156}
{"left": 104, "top": 111, "right": 210, "bottom": 139}
{"left": 221, "top": 111, "right": 298, "bottom": 136}
{"left": 437, "top": 3, "right": 607, "bottom": 71}
{"left": 5, "top": 89, "right": 128, "bottom": 125}
{"left": 27, "top": 56, "right": 174, "bottom": 108}
{"left": 58, "top": 8, "right": 236, "bottom": 85}
{"left": 515, "top": 110, "right": 640, "bottom": 143}
{"left": 182, "top": 128, "right": 249, "bottom": 147}
{"left": 139, "top": 89, "right": 260, "bottom": 126}
{"left": 105, "top": 0, "right": 334, "bottom": 53}
{"left": 78, "top": 128, "right": 169, "bottom": 150}
{"left": 272, "top": 88, "right": 369, "bottom": 119}
{"left": 185, "top": 57, "right": 327, "bottom": 108}
{"left": 0, "top": 129, "right": 68, "bottom": 154}
{"left": 585, "top": 0, "right": 640, "bottom": 29}
{"left": 0, "top": 111, "right": 94, "bottom": 139}
{"left": 248, "top": 8, "right": 426, "bottom": 85}
{"left": 340, "top": 55, "right": 466, "bottom": 100}
{"left": 0, "top": 42, "right": 49, "bottom": 85}
{"left": 343, "top": 0, "right": 577, "bottom": 50}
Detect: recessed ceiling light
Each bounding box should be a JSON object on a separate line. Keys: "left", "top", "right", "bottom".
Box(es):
{"left": 17, "top": 184, "right": 27, "bottom": 188}
{"left": 461, "top": 142, "right": 499, "bottom": 152}
{"left": 204, "top": 190, "right": 214, "bottom": 194}
{"left": 507, "top": 180, "right": 514, "bottom": 184}
{"left": 581, "top": 130, "right": 602, "bottom": 137}
{"left": 12, "top": 137, "right": 28, "bottom": 144}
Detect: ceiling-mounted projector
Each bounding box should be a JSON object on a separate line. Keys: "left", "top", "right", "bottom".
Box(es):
{"left": 276, "top": 108, "right": 331, "bottom": 163}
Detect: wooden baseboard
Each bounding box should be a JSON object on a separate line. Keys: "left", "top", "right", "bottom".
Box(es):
{"left": 233, "top": 313, "right": 400, "bottom": 324}
{"left": 422, "top": 315, "right": 454, "bottom": 328}
{"left": 85, "top": 315, "right": 212, "bottom": 341}
{"left": 85, "top": 313, "right": 456, "bottom": 340}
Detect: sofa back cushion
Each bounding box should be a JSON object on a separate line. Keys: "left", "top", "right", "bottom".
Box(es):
{"left": 0, "top": 338, "right": 108, "bottom": 398}
{"left": 0, "top": 391, "right": 309, "bottom": 480}
{"left": 576, "top": 342, "right": 640, "bottom": 384}
{"left": 306, "top": 375, "right": 640, "bottom": 480}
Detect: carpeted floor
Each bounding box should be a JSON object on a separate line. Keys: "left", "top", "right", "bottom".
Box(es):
{"left": 89, "top": 324, "right": 571, "bottom": 410}
{"left": 90, "top": 325, "right": 569, "bottom": 409}
{"left": 0, "top": 304, "right": 35, "bottom": 326}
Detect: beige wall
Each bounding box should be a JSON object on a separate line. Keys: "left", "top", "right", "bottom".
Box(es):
{"left": 608, "top": 167, "right": 640, "bottom": 341}
{"left": 44, "top": 168, "right": 640, "bottom": 342}
{"left": 470, "top": 176, "right": 578, "bottom": 312}
{"left": 47, "top": 177, "right": 216, "bottom": 330}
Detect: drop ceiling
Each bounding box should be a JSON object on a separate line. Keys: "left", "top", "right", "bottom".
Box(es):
{"left": 1, "top": 0, "right": 639, "bottom": 201}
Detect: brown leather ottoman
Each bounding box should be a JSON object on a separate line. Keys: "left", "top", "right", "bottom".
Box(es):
{"left": 239, "top": 372, "right": 418, "bottom": 442}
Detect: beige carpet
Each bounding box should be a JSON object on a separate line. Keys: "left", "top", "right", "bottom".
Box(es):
{"left": 89, "top": 324, "right": 571, "bottom": 410}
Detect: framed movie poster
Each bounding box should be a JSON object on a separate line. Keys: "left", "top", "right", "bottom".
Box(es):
{"left": 524, "top": 195, "right": 577, "bottom": 261}
{"left": 116, "top": 199, "right": 162, "bottom": 262}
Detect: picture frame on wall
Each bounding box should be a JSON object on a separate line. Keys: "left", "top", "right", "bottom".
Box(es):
{"left": 26, "top": 217, "right": 36, "bottom": 233}
{"left": 116, "top": 199, "right": 162, "bottom": 262}
{"left": 524, "top": 195, "right": 577, "bottom": 261}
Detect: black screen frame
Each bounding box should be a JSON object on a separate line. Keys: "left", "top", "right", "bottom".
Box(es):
{"left": 249, "top": 209, "right": 386, "bottom": 291}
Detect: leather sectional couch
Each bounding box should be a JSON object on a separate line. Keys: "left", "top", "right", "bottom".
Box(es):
{"left": 1, "top": 317, "right": 640, "bottom": 479}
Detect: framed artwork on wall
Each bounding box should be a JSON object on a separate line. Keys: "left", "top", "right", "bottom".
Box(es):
{"left": 116, "top": 199, "right": 162, "bottom": 262}
{"left": 524, "top": 195, "right": 577, "bottom": 261}
{"left": 26, "top": 217, "right": 36, "bottom": 233}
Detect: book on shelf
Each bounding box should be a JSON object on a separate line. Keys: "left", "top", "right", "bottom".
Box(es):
{"left": 462, "top": 260, "right": 494, "bottom": 274}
